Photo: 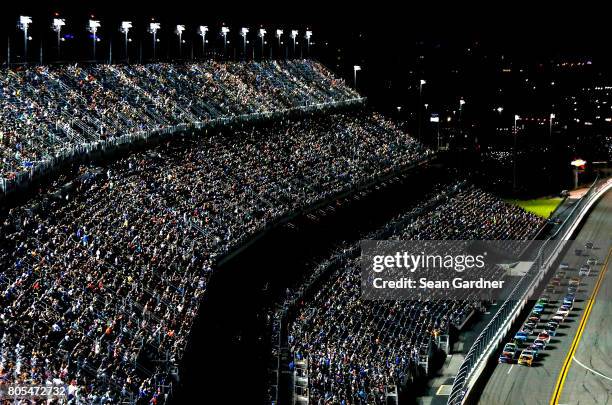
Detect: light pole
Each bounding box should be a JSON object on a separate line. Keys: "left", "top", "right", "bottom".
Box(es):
{"left": 549, "top": 113, "right": 555, "bottom": 137}
{"left": 459, "top": 98, "right": 466, "bottom": 125}
{"left": 18, "top": 16, "right": 32, "bottom": 62}
{"left": 276, "top": 29, "right": 283, "bottom": 58}
{"left": 221, "top": 26, "right": 230, "bottom": 57}
{"left": 88, "top": 20, "right": 101, "bottom": 60}
{"left": 149, "top": 23, "right": 160, "bottom": 60}
{"left": 430, "top": 114, "right": 441, "bottom": 150}
{"left": 241, "top": 28, "right": 249, "bottom": 59}
{"left": 120, "top": 21, "right": 132, "bottom": 62}
{"left": 291, "top": 30, "right": 298, "bottom": 56}
{"left": 418, "top": 79, "right": 426, "bottom": 140}
{"left": 52, "top": 18, "right": 65, "bottom": 59}
{"left": 513, "top": 114, "right": 520, "bottom": 191}
{"left": 198, "top": 26, "right": 208, "bottom": 58}
{"left": 305, "top": 30, "right": 312, "bottom": 56}
{"left": 353, "top": 65, "right": 361, "bottom": 89}
{"left": 176, "top": 25, "right": 185, "bottom": 57}
{"left": 258, "top": 28, "right": 266, "bottom": 59}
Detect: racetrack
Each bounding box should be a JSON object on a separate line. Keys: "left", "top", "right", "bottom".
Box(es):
{"left": 476, "top": 189, "right": 612, "bottom": 405}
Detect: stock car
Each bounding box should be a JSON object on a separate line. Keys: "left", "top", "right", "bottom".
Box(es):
{"left": 545, "top": 323, "right": 558, "bottom": 336}
{"left": 563, "top": 294, "right": 575, "bottom": 306}
{"left": 537, "top": 296, "right": 550, "bottom": 305}
{"left": 499, "top": 343, "right": 519, "bottom": 363}
{"left": 528, "top": 315, "right": 541, "bottom": 324}
{"left": 533, "top": 339, "right": 547, "bottom": 351}
{"left": 532, "top": 303, "right": 546, "bottom": 315}
{"left": 557, "top": 305, "right": 571, "bottom": 317}
{"left": 522, "top": 323, "right": 536, "bottom": 335}
{"left": 514, "top": 331, "right": 530, "bottom": 344}
{"left": 559, "top": 262, "right": 570, "bottom": 270}
{"left": 552, "top": 314, "right": 565, "bottom": 323}
{"left": 518, "top": 349, "right": 536, "bottom": 367}
{"left": 537, "top": 331, "right": 552, "bottom": 344}
{"left": 550, "top": 277, "right": 562, "bottom": 287}
{"left": 585, "top": 241, "right": 594, "bottom": 249}
{"left": 579, "top": 265, "right": 591, "bottom": 277}
{"left": 528, "top": 344, "right": 541, "bottom": 358}
{"left": 587, "top": 257, "right": 598, "bottom": 266}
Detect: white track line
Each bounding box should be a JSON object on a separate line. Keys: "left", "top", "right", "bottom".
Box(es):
{"left": 572, "top": 356, "right": 612, "bottom": 382}
{"left": 507, "top": 364, "right": 514, "bottom": 374}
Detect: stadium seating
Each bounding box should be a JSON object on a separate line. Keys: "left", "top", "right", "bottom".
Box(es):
{"left": 0, "top": 60, "right": 359, "bottom": 184}
{"left": 286, "top": 184, "right": 544, "bottom": 405}
{"left": 0, "top": 107, "right": 431, "bottom": 402}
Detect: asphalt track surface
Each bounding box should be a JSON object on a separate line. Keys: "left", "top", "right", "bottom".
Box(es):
{"left": 477, "top": 189, "right": 612, "bottom": 405}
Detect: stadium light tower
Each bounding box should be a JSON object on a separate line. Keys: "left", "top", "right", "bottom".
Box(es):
{"left": 52, "top": 18, "right": 65, "bottom": 59}
{"left": 120, "top": 21, "right": 132, "bottom": 62}
{"left": 305, "top": 30, "right": 312, "bottom": 55}
{"left": 258, "top": 28, "right": 267, "bottom": 58}
{"left": 199, "top": 26, "right": 208, "bottom": 57}
{"left": 221, "top": 26, "right": 230, "bottom": 55}
{"left": 418, "top": 80, "right": 426, "bottom": 140}
{"left": 88, "top": 19, "right": 101, "bottom": 59}
{"left": 276, "top": 29, "right": 283, "bottom": 49}
{"left": 549, "top": 113, "right": 555, "bottom": 137}
{"left": 291, "top": 30, "right": 298, "bottom": 55}
{"left": 513, "top": 114, "right": 520, "bottom": 191}
{"left": 353, "top": 65, "right": 361, "bottom": 88}
{"left": 149, "top": 22, "right": 160, "bottom": 60}
{"left": 176, "top": 25, "right": 185, "bottom": 57}
{"left": 18, "top": 16, "right": 32, "bottom": 61}
{"left": 241, "top": 28, "right": 249, "bottom": 57}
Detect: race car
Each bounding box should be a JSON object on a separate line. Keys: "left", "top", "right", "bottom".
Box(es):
{"left": 547, "top": 320, "right": 560, "bottom": 330}
{"left": 537, "top": 330, "right": 551, "bottom": 344}
{"left": 585, "top": 241, "right": 594, "bottom": 249}
{"left": 579, "top": 265, "right": 590, "bottom": 277}
{"left": 556, "top": 308, "right": 570, "bottom": 318}
{"left": 518, "top": 349, "right": 536, "bottom": 367}
{"left": 557, "top": 304, "right": 571, "bottom": 317}
{"left": 550, "top": 277, "right": 562, "bottom": 287}
{"left": 528, "top": 344, "right": 541, "bottom": 358}
{"left": 499, "top": 342, "right": 518, "bottom": 363}
{"left": 532, "top": 303, "right": 546, "bottom": 315}
{"left": 563, "top": 294, "right": 575, "bottom": 306}
{"left": 537, "top": 296, "right": 550, "bottom": 305}
{"left": 527, "top": 315, "right": 540, "bottom": 324}
{"left": 552, "top": 314, "right": 565, "bottom": 323}
{"left": 545, "top": 324, "right": 557, "bottom": 337}
{"left": 568, "top": 284, "right": 579, "bottom": 295}
{"left": 556, "top": 270, "right": 567, "bottom": 279}
{"left": 559, "top": 262, "right": 570, "bottom": 270}
{"left": 532, "top": 338, "right": 547, "bottom": 351}
{"left": 587, "top": 257, "right": 598, "bottom": 266}
{"left": 514, "top": 331, "right": 529, "bottom": 344}
{"left": 522, "top": 323, "right": 535, "bottom": 335}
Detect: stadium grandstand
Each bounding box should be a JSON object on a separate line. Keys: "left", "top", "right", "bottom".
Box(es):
{"left": 1, "top": 6, "right": 609, "bottom": 405}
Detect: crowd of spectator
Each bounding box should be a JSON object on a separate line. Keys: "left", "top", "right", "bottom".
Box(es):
{"left": 0, "top": 108, "right": 431, "bottom": 403}
{"left": 0, "top": 59, "right": 359, "bottom": 181}
{"left": 287, "top": 183, "right": 545, "bottom": 405}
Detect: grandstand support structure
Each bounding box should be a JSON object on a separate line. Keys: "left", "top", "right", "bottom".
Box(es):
{"left": 447, "top": 176, "right": 612, "bottom": 405}
{"left": 292, "top": 358, "right": 309, "bottom": 405}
